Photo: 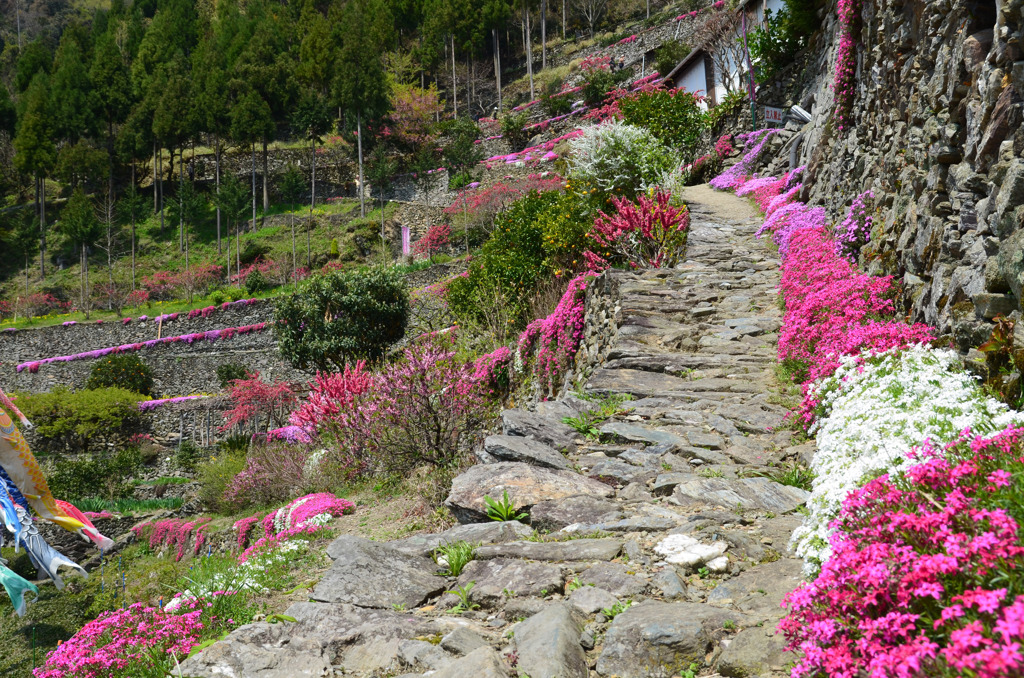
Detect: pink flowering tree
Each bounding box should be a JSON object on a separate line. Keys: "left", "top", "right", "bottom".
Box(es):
{"left": 583, "top": 190, "right": 690, "bottom": 270}
{"left": 781, "top": 427, "right": 1024, "bottom": 677}
{"left": 220, "top": 372, "right": 298, "bottom": 433}
{"left": 411, "top": 222, "right": 452, "bottom": 261}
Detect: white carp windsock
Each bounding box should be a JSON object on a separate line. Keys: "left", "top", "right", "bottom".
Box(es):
{"left": 56, "top": 500, "right": 115, "bottom": 551}
{"left": 0, "top": 393, "right": 86, "bottom": 537}
{"left": 8, "top": 505, "right": 87, "bottom": 590}
{"left": 0, "top": 562, "right": 37, "bottom": 616}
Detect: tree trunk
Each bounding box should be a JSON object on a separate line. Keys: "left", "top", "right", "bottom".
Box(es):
{"left": 153, "top": 143, "right": 159, "bottom": 211}
{"left": 131, "top": 162, "right": 136, "bottom": 291}
{"left": 251, "top": 143, "right": 257, "bottom": 245}
{"left": 308, "top": 137, "right": 315, "bottom": 268}
{"left": 451, "top": 35, "right": 458, "bottom": 116}
{"left": 524, "top": 0, "right": 535, "bottom": 100}
{"left": 562, "top": 0, "right": 566, "bottom": 38}
{"left": 215, "top": 137, "right": 222, "bottom": 255}
{"left": 158, "top": 147, "right": 165, "bottom": 235}
{"left": 357, "top": 111, "right": 365, "bottom": 218}
{"left": 541, "top": 0, "right": 547, "bottom": 70}
{"left": 494, "top": 29, "right": 502, "bottom": 112}
{"left": 179, "top": 147, "right": 184, "bottom": 253}
{"left": 262, "top": 138, "right": 269, "bottom": 215}
{"left": 39, "top": 175, "right": 45, "bottom": 279}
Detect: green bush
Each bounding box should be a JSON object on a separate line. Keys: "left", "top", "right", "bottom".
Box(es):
{"left": 329, "top": 238, "right": 339, "bottom": 257}
{"left": 275, "top": 266, "right": 410, "bottom": 372}
{"left": 196, "top": 451, "right": 247, "bottom": 513}
{"left": 654, "top": 40, "right": 691, "bottom": 79}
{"left": 224, "top": 286, "right": 246, "bottom": 301}
{"left": 500, "top": 112, "right": 531, "bottom": 152}
{"left": 244, "top": 269, "right": 268, "bottom": 295}
{"left": 541, "top": 79, "right": 574, "bottom": 117}
{"left": 85, "top": 355, "right": 155, "bottom": 396}
{"left": 567, "top": 120, "right": 678, "bottom": 199}
{"left": 47, "top": 446, "right": 143, "bottom": 501}
{"left": 175, "top": 440, "right": 204, "bottom": 473}
{"left": 216, "top": 363, "right": 250, "bottom": 388}
{"left": 209, "top": 290, "right": 225, "bottom": 305}
{"left": 582, "top": 69, "right": 618, "bottom": 106}
{"left": 17, "top": 387, "right": 148, "bottom": 455}
{"left": 618, "top": 88, "right": 707, "bottom": 164}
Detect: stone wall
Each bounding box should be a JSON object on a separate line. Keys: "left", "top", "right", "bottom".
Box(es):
{"left": 0, "top": 300, "right": 309, "bottom": 398}
{"left": 760, "top": 0, "right": 1024, "bottom": 353}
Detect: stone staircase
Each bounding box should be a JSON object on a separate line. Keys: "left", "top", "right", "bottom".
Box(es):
{"left": 179, "top": 186, "right": 812, "bottom": 678}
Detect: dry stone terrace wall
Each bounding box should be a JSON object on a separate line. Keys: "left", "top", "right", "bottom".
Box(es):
{"left": 0, "top": 300, "right": 308, "bottom": 397}
{"left": 765, "top": 0, "right": 1024, "bottom": 350}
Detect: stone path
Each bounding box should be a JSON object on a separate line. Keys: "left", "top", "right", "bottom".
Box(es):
{"left": 179, "top": 187, "right": 812, "bottom": 678}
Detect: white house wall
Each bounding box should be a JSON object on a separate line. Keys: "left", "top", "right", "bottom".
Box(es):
{"left": 674, "top": 60, "right": 711, "bottom": 110}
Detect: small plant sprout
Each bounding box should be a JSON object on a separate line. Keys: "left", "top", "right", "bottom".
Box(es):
{"left": 697, "top": 567, "right": 711, "bottom": 579}
{"left": 484, "top": 490, "right": 529, "bottom": 522}
{"left": 433, "top": 540, "right": 478, "bottom": 577}
{"left": 566, "top": 577, "right": 584, "bottom": 593}
{"left": 391, "top": 603, "right": 408, "bottom": 612}
{"left": 448, "top": 582, "right": 480, "bottom": 614}
{"left": 723, "top": 619, "right": 737, "bottom": 630}
{"left": 601, "top": 600, "right": 633, "bottom": 620}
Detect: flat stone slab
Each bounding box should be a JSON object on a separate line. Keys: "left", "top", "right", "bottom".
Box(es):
{"left": 599, "top": 422, "right": 688, "bottom": 447}
{"left": 588, "top": 459, "right": 659, "bottom": 485}
{"left": 501, "top": 409, "right": 578, "bottom": 453}
{"left": 514, "top": 603, "right": 588, "bottom": 678}
{"left": 430, "top": 647, "right": 510, "bottom": 678}
{"left": 718, "top": 625, "right": 791, "bottom": 677}
{"left": 671, "top": 476, "right": 809, "bottom": 513}
{"left": 445, "top": 463, "right": 614, "bottom": 524}
{"left": 712, "top": 403, "right": 785, "bottom": 433}
{"left": 530, "top": 495, "right": 623, "bottom": 532}
{"left": 475, "top": 539, "right": 623, "bottom": 562}
{"left": 569, "top": 586, "right": 620, "bottom": 615}
{"left": 458, "top": 558, "right": 564, "bottom": 606}
{"left": 706, "top": 558, "right": 805, "bottom": 620}
{"left": 390, "top": 521, "right": 534, "bottom": 557}
{"left": 579, "top": 562, "right": 648, "bottom": 597}
{"left": 563, "top": 515, "right": 679, "bottom": 533}
{"left": 312, "top": 536, "right": 447, "bottom": 608}
{"left": 586, "top": 368, "right": 694, "bottom": 397}
{"left": 483, "top": 435, "right": 569, "bottom": 470}
{"left": 596, "top": 601, "right": 745, "bottom": 678}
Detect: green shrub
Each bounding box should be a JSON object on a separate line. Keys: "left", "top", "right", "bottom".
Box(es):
{"left": 500, "top": 112, "right": 531, "bottom": 152}
{"left": 196, "top": 451, "right": 247, "bottom": 513}
{"left": 567, "top": 120, "right": 678, "bottom": 199}
{"left": 582, "top": 68, "right": 619, "bottom": 106}
{"left": 275, "top": 266, "right": 410, "bottom": 372}
{"left": 175, "top": 440, "right": 204, "bottom": 473}
{"left": 47, "top": 446, "right": 142, "bottom": 501}
{"left": 618, "top": 89, "right": 707, "bottom": 164}
{"left": 218, "top": 433, "right": 251, "bottom": 455}
{"left": 216, "top": 363, "right": 250, "bottom": 388}
{"left": 85, "top": 355, "right": 156, "bottom": 396}
{"left": 224, "top": 286, "right": 246, "bottom": 301}
{"left": 244, "top": 269, "right": 268, "bottom": 295}
{"left": 329, "top": 238, "right": 339, "bottom": 257}
{"left": 541, "top": 79, "right": 574, "bottom": 117}
{"left": 17, "top": 387, "right": 148, "bottom": 455}
{"left": 654, "top": 40, "right": 691, "bottom": 79}
{"left": 209, "top": 290, "right": 225, "bottom": 305}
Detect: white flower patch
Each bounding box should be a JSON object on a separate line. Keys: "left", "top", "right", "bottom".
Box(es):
{"left": 792, "top": 345, "right": 1021, "bottom": 571}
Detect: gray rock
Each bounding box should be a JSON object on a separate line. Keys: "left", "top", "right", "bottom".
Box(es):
{"left": 390, "top": 521, "right": 534, "bottom": 557}
{"left": 535, "top": 400, "right": 579, "bottom": 421}
{"left": 514, "top": 603, "right": 588, "bottom": 678}
{"left": 687, "top": 432, "right": 725, "bottom": 449}
{"left": 429, "top": 647, "right": 511, "bottom": 678}
{"left": 445, "top": 463, "right": 614, "bottom": 524}
{"left": 619, "top": 447, "right": 665, "bottom": 466}
{"left": 599, "top": 422, "right": 688, "bottom": 447}
{"left": 671, "top": 477, "right": 809, "bottom": 513}
{"left": 177, "top": 635, "right": 331, "bottom": 678}
{"left": 974, "top": 292, "right": 1017, "bottom": 319}
{"left": 530, "top": 495, "right": 623, "bottom": 532}
{"left": 618, "top": 482, "right": 655, "bottom": 502}
{"left": 651, "top": 472, "right": 696, "bottom": 496}
{"left": 475, "top": 538, "right": 623, "bottom": 562}
{"left": 312, "top": 535, "right": 446, "bottom": 608}
{"left": 596, "top": 601, "right": 743, "bottom": 677}
{"left": 579, "top": 562, "right": 648, "bottom": 597}
{"left": 588, "top": 458, "right": 659, "bottom": 485}
{"left": 706, "top": 558, "right": 805, "bottom": 620}
{"left": 718, "top": 626, "right": 791, "bottom": 677}
{"left": 341, "top": 637, "right": 403, "bottom": 674}
{"left": 398, "top": 639, "right": 452, "bottom": 671}
{"left": 998, "top": 228, "right": 1024, "bottom": 303}
{"left": 711, "top": 403, "right": 784, "bottom": 433}
{"left": 787, "top": 442, "right": 816, "bottom": 467}
{"left": 651, "top": 569, "right": 688, "bottom": 600}
{"left": 502, "top": 409, "right": 578, "bottom": 453}
{"left": 440, "top": 627, "right": 490, "bottom": 656}
{"left": 568, "top": 585, "right": 620, "bottom": 615}
{"left": 458, "top": 558, "right": 564, "bottom": 606}
{"left": 484, "top": 435, "right": 569, "bottom": 470}
{"left": 587, "top": 368, "right": 694, "bottom": 397}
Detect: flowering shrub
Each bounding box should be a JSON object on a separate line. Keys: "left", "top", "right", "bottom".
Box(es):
{"left": 834, "top": 0, "right": 860, "bottom": 130}
{"left": 17, "top": 323, "right": 268, "bottom": 373}
{"left": 234, "top": 493, "right": 355, "bottom": 558}
{"left": 708, "top": 128, "right": 781, "bottom": 190}
{"left": 132, "top": 517, "right": 213, "bottom": 561}
{"left": 14, "top": 292, "right": 71, "bottom": 318}
{"left": 584, "top": 190, "right": 689, "bottom": 270}
{"left": 516, "top": 272, "right": 596, "bottom": 393}
{"left": 617, "top": 87, "right": 708, "bottom": 163}
{"left": 835, "top": 189, "right": 874, "bottom": 259}
{"left": 567, "top": 120, "right": 677, "bottom": 199}
{"left": 412, "top": 222, "right": 452, "bottom": 260}
{"left": 0, "top": 300, "right": 10, "bottom": 319}
{"left": 222, "top": 441, "right": 311, "bottom": 509}
{"left": 443, "top": 174, "right": 564, "bottom": 239}
{"left": 473, "top": 346, "right": 513, "bottom": 396}
{"left": 126, "top": 289, "right": 149, "bottom": 309}
{"left": 782, "top": 427, "right": 1024, "bottom": 677}
{"left": 290, "top": 362, "right": 376, "bottom": 474}
{"left": 791, "top": 346, "right": 1019, "bottom": 568}
{"left": 388, "top": 83, "right": 444, "bottom": 150}
{"left": 138, "top": 395, "right": 210, "bottom": 412}
{"left": 220, "top": 372, "right": 297, "bottom": 432}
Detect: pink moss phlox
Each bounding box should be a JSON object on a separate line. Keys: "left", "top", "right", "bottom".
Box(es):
{"left": 835, "top": 190, "right": 875, "bottom": 260}
{"left": 235, "top": 493, "right": 355, "bottom": 560}
{"left": 516, "top": 273, "right": 597, "bottom": 392}
{"left": 472, "top": 346, "right": 513, "bottom": 396}
{"left": 780, "top": 427, "right": 1024, "bottom": 677}
{"left": 834, "top": 0, "right": 861, "bottom": 130}
{"left": 138, "top": 395, "right": 210, "bottom": 412}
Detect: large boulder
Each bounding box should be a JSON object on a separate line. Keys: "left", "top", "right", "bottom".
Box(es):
{"left": 445, "top": 463, "right": 615, "bottom": 524}
{"left": 530, "top": 495, "right": 623, "bottom": 532}
{"left": 998, "top": 227, "right": 1024, "bottom": 304}
{"left": 717, "top": 626, "right": 791, "bottom": 677}
{"left": 501, "top": 409, "right": 578, "bottom": 453}
{"left": 513, "top": 603, "right": 588, "bottom": 678}
{"left": 706, "top": 558, "right": 805, "bottom": 621}
{"left": 596, "top": 601, "right": 745, "bottom": 677}
{"left": 311, "top": 535, "right": 447, "bottom": 608}
{"left": 483, "top": 435, "right": 569, "bottom": 470}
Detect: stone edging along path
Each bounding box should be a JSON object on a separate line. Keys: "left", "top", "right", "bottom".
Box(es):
{"left": 179, "top": 185, "right": 810, "bottom": 678}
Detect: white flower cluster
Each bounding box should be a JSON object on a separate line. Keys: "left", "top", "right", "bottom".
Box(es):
{"left": 566, "top": 120, "right": 677, "bottom": 196}
{"left": 792, "top": 344, "right": 1021, "bottom": 571}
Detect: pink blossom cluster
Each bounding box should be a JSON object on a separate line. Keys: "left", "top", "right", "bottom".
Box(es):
{"left": 835, "top": 190, "right": 874, "bottom": 260}
{"left": 781, "top": 427, "right": 1024, "bottom": 677}
{"left": 516, "top": 273, "right": 596, "bottom": 391}
{"left": 616, "top": 34, "right": 638, "bottom": 45}
{"left": 581, "top": 55, "right": 612, "bottom": 73}
{"left": 834, "top": 0, "right": 861, "bottom": 130}
{"left": 186, "top": 298, "right": 258, "bottom": 320}
{"left": 708, "top": 129, "right": 782, "bottom": 190}
{"left": 472, "top": 346, "right": 513, "bottom": 395}
{"left": 34, "top": 600, "right": 209, "bottom": 678}
{"left": 132, "top": 517, "right": 213, "bottom": 561}
{"left": 141, "top": 265, "right": 223, "bottom": 301}
{"left": 138, "top": 395, "right": 211, "bottom": 412}
{"left": 583, "top": 190, "right": 690, "bottom": 270}
{"left": 17, "top": 323, "right": 269, "bottom": 373}
{"left": 264, "top": 425, "right": 313, "bottom": 444}
{"left": 9, "top": 292, "right": 72, "bottom": 319}
{"left": 126, "top": 289, "right": 149, "bottom": 308}
{"left": 233, "top": 493, "right": 355, "bottom": 561}
{"left": 483, "top": 130, "right": 583, "bottom": 167}
{"left": 443, "top": 174, "right": 563, "bottom": 223}
{"left": 82, "top": 511, "right": 114, "bottom": 520}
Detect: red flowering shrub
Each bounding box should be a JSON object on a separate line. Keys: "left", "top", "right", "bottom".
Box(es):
{"left": 781, "top": 427, "right": 1024, "bottom": 678}
{"left": 0, "top": 300, "right": 11, "bottom": 319}
{"left": 15, "top": 292, "right": 72, "bottom": 318}
{"left": 220, "top": 372, "right": 298, "bottom": 432}
{"left": 126, "top": 289, "right": 149, "bottom": 309}
{"left": 583, "top": 190, "right": 690, "bottom": 270}
{"left": 442, "top": 174, "right": 564, "bottom": 237}
{"left": 141, "top": 271, "right": 181, "bottom": 300}
{"left": 412, "top": 223, "right": 452, "bottom": 260}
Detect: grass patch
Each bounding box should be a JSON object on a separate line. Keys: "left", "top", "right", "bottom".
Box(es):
{"left": 75, "top": 497, "right": 184, "bottom": 513}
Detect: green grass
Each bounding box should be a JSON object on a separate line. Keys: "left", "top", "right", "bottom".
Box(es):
{"left": 75, "top": 497, "right": 184, "bottom": 513}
